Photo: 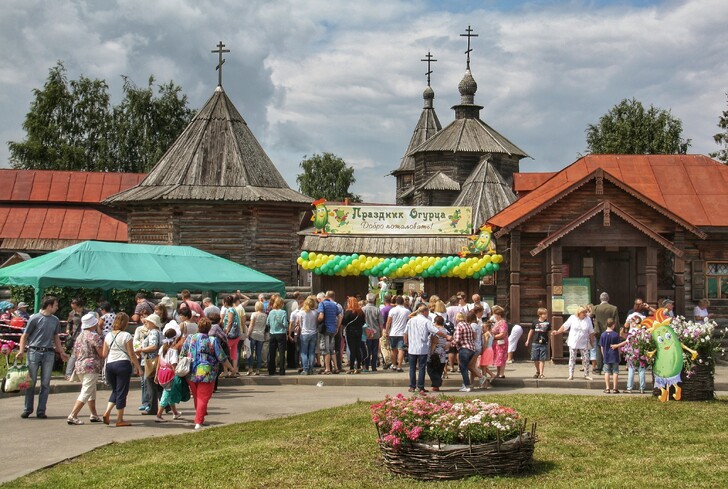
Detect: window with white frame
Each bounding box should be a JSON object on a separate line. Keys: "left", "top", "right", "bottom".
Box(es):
{"left": 706, "top": 262, "right": 728, "bottom": 299}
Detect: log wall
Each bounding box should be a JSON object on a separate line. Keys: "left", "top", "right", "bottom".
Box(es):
{"left": 127, "top": 202, "right": 304, "bottom": 285}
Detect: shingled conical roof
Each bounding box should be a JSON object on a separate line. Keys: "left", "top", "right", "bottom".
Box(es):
{"left": 453, "top": 156, "right": 516, "bottom": 227}
{"left": 392, "top": 86, "right": 442, "bottom": 175}
{"left": 408, "top": 70, "right": 528, "bottom": 158}
{"left": 106, "top": 86, "right": 310, "bottom": 204}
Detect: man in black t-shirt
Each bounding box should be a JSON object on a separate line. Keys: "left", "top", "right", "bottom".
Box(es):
{"left": 525, "top": 307, "right": 551, "bottom": 379}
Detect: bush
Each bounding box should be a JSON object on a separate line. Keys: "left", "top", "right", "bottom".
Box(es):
{"left": 9, "top": 286, "right": 148, "bottom": 319}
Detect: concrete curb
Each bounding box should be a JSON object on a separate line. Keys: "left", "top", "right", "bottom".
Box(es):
{"left": 3, "top": 371, "right": 726, "bottom": 397}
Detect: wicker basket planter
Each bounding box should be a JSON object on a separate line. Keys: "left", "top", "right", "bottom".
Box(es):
{"left": 377, "top": 425, "right": 537, "bottom": 480}
{"left": 680, "top": 359, "right": 715, "bottom": 401}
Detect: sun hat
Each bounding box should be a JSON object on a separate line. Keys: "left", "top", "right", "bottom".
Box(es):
{"left": 17, "top": 302, "right": 29, "bottom": 309}
{"left": 144, "top": 313, "right": 162, "bottom": 329}
{"left": 159, "top": 296, "right": 175, "bottom": 311}
{"left": 81, "top": 312, "right": 99, "bottom": 329}
{"left": 662, "top": 299, "right": 674, "bottom": 307}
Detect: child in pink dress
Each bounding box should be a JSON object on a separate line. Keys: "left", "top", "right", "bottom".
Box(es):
{"left": 479, "top": 321, "right": 495, "bottom": 381}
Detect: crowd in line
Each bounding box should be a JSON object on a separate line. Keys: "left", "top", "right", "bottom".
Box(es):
{"left": 13, "top": 288, "right": 717, "bottom": 428}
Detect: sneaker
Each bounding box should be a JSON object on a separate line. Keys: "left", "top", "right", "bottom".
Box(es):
{"left": 67, "top": 416, "right": 84, "bottom": 425}
{"left": 626, "top": 389, "right": 633, "bottom": 394}
{"left": 140, "top": 409, "right": 151, "bottom": 415}
{"left": 138, "top": 405, "right": 149, "bottom": 412}
{"left": 478, "top": 376, "right": 487, "bottom": 387}
{"left": 89, "top": 415, "right": 103, "bottom": 423}
{"left": 568, "top": 376, "right": 574, "bottom": 380}
{"left": 37, "top": 414, "right": 48, "bottom": 419}
{"left": 396, "top": 367, "right": 403, "bottom": 372}
{"left": 20, "top": 412, "right": 31, "bottom": 419}
{"left": 584, "top": 376, "right": 593, "bottom": 381}
{"left": 640, "top": 389, "right": 646, "bottom": 394}
{"left": 194, "top": 423, "right": 203, "bottom": 431}
{"left": 458, "top": 386, "right": 472, "bottom": 392}
{"left": 173, "top": 412, "right": 184, "bottom": 420}
{"left": 408, "top": 387, "right": 415, "bottom": 392}
{"left": 432, "top": 386, "right": 440, "bottom": 392}
{"left": 154, "top": 416, "right": 167, "bottom": 423}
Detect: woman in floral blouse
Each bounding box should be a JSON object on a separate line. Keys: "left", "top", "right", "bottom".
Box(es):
{"left": 66, "top": 313, "right": 104, "bottom": 425}
{"left": 180, "top": 317, "right": 232, "bottom": 430}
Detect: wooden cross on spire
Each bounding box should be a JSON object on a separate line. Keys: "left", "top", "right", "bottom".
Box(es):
{"left": 460, "top": 25, "right": 478, "bottom": 70}
{"left": 421, "top": 51, "right": 437, "bottom": 87}
{"left": 211, "top": 41, "right": 230, "bottom": 87}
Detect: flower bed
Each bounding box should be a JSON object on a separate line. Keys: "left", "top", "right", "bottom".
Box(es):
{"left": 371, "top": 395, "right": 536, "bottom": 480}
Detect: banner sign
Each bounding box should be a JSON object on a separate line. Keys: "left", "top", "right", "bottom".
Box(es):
{"left": 310, "top": 201, "right": 472, "bottom": 235}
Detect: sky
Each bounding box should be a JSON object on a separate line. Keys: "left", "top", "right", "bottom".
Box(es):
{"left": 1, "top": 0, "right": 726, "bottom": 203}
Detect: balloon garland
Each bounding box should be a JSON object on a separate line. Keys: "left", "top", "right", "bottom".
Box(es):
{"left": 297, "top": 252, "right": 504, "bottom": 279}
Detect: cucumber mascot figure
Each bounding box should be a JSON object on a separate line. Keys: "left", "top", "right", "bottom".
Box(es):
{"left": 311, "top": 198, "right": 331, "bottom": 236}
{"left": 645, "top": 309, "right": 698, "bottom": 402}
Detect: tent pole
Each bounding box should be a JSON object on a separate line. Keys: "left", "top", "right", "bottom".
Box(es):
{"left": 34, "top": 284, "right": 42, "bottom": 312}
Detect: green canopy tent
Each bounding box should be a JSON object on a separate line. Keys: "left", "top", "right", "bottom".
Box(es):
{"left": 0, "top": 241, "right": 286, "bottom": 310}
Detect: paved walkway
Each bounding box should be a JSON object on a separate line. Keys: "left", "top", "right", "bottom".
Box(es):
{"left": 2, "top": 361, "right": 726, "bottom": 484}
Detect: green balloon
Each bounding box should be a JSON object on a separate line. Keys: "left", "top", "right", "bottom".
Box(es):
{"left": 485, "top": 263, "right": 494, "bottom": 273}
{"left": 492, "top": 263, "right": 500, "bottom": 272}
{"left": 301, "top": 251, "right": 309, "bottom": 260}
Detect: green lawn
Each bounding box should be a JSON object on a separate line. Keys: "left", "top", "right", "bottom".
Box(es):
{"left": 6, "top": 394, "right": 728, "bottom": 489}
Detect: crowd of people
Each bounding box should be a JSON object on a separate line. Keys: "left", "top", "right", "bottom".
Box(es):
{"left": 9, "top": 287, "right": 718, "bottom": 427}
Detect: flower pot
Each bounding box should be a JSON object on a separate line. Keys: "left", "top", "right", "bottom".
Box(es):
{"left": 377, "top": 431, "right": 536, "bottom": 480}
{"left": 680, "top": 358, "right": 715, "bottom": 401}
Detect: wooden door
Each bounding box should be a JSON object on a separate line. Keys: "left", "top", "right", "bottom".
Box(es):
{"left": 593, "top": 249, "right": 632, "bottom": 316}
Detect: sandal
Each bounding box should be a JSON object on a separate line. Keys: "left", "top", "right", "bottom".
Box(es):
{"left": 612, "top": 389, "right": 620, "bottom": 394}
{"left": 323, "top": 370, "right": 332, "bottom": 375}
{"left": 603, "top": 389, "right": 611, "bottom": 394}
{"left": 533, "top": 374, "right": 539, "bottom": 379}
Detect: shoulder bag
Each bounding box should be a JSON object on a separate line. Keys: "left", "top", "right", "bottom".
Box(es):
{"left": 3, "top": 356, "right": 31, "bottom": 393}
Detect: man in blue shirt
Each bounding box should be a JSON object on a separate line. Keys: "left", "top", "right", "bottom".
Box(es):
{"left": 317, "top": 291, "right": 341, "bottom": 374}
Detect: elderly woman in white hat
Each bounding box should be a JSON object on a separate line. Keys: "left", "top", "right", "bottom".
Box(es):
{"left": 135, "top": 313, "right": 163, "bottom": 416}
{"left": 66, "top": 312, "right": 104, "bottom": 425}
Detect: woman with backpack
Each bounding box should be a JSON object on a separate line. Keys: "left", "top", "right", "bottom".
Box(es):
{"left": 180, "top": 317, "right": 232, "bottom": 430}
{"left": 154, "top": 328, "right": 184, "bottom": 423}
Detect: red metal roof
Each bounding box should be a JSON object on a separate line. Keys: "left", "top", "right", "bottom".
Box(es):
{"left": 513, "top": 172, "right": 556, "bottom": 194}
{"left": 0, "top": 207, "right": 128, "bottom": 241}
{"left": 0, "top": 170, "right": 146, "bottom": 204}
{"left": 0, "top": 169, "right": 145, "bottom": 245}
{"left": 489, "top": 155, "right": 728, "bottom": 230}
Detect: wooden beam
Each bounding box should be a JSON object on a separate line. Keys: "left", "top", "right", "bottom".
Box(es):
{"left": 509, "top": 230, "right": 521, "bottom": 325}
{"left": 646, "top": 246, "right": 658, "bottom": 306}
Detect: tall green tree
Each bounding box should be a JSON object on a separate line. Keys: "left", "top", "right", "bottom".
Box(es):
{"left": 110, "top": 76, "right": 195, "bottom": 173}
{"left": 586, "top": 98, "right": 691, "bottom": 155}
{"left": 710, "top": 93, "right": 728, "bottom": 164}
{"left": 8, "top": 62, "right": 195, "bottom": 173}
{"left": 297, "top": 152, "right": 361, "bottom": 202}
{"left": 8, "top": 62, "right": 112, "bottom": 171}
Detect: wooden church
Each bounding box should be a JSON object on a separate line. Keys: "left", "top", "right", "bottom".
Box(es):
{"left": 105, "top": 44, "right": 310, "bottom": 284}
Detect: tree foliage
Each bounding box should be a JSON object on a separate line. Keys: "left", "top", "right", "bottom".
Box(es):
{"left": 296, "top": 152, "right": 361, "bottom": 202}
{"left": 585, "top": 98, "right": 690, "bottom": 155}
{"left": 710, "top": 93, "right": 728, "bottom": 164}
{"left": 8, "top": 62, "right": 195, "bottom": 173}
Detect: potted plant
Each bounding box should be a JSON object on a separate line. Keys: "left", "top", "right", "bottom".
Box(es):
{"left": 670, "top": 316, "right": 725, "bottom": 400}
{"left": 371, "top": 395, "right": 536, "bottom": 480}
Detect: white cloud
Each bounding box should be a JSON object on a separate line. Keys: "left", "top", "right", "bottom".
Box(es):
{"left": 1, "top": 0, "right": 727, "bottom": 203}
